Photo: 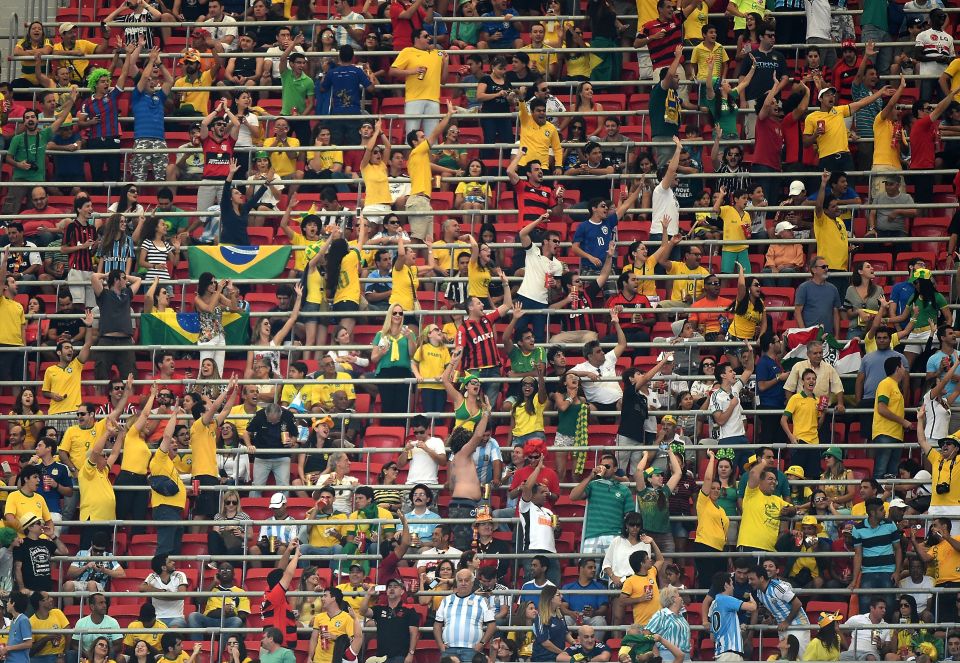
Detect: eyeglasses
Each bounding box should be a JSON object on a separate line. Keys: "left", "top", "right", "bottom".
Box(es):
{"left": 545, "top": 238, "right": 560, "bottom": 243}
{"left": 706, "top": 280, "right": 720, "bottom": 286}
{"left": 392, "top": 311, "right": 403, "bottom": 317}
{"left": 77, "top": 412, "right": 90, "bottom": 417}
{"left": 224, "top": 500, "right": 239, "bottom": 505}
{"left": 112, "top": 385, "right": 124, "bottom": 391}
{"left": 601, "top": 464, "right": 613, "bottom": 469}
{"left": 814, "top": 264, "right": 829, "bottom": 270}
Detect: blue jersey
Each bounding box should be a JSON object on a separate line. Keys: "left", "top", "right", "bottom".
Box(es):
{"left": 319, "top": 64, "right": 371, "bottom": 114}
{"left": 572, "top": 213, "right": 617, "bottom": 270}
{"left": 131, "top": 86, "right": 167, "bottom": 140}
{"left": 756, "top": 579, "right": 808, "bottom": 626}
{"left": 709, "top": 593, "right": 744, "bottom": 656}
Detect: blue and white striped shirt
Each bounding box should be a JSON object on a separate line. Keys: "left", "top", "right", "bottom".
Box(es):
{"left": 709, "top": 594, "right": 744, "bottom": 656}
{"left": 258, "top": 516, "right": 297, "bottom": 544}
{"left": 646, "top": 607, "right": 691, "bottom": 656}
{"left": 852, "top": 518, "right": 901, "bottom": 574}
{"left": 435, "top": 592, "right": 495, "bottom": 649}
{"left": 756, "top": 579, "right": 809, "bottom": 626}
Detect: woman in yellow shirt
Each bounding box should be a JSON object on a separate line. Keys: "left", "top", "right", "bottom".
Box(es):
{"left": 13, "top": 22, "right": 51, "bottom": 86}
{"left": 454, "top": 159, "right": 492, "bottom": 216}
{"left": 802, "top": 611, "right": 843, "bottom": 661}
{"left": 623, "top": 239, "right": 672, "bottom": 299}
{"left": 728, "top": 264, "right": 766, "bottom": 342}
{"left": 10, "top": 388, "right": 43, "bottom": 448}
{"left": 319, "top": 220, "right": 368, "bottom": 334}
{"left": 467, "top": 234, "right": 495, "bottom": 302}
{"left": 360, "top": 119, "right": 393, "bottom": 224}
{"left": 412, "top": 324, "right": 451, "bottom": 416}
{"left": 716, "top": 185, "right": 752, "bottom": 274}
{"left": 390, "top": 235, "right": 436, "bottom": 315}
{"left": 693, "top": 449, "right": 730, "bottom": 589}
{"left": 510, "top": 369, "right": 548, "bottom": 445}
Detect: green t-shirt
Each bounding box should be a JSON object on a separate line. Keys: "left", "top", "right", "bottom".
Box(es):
{"left": 372, "top": 331, "right": 412, "bottom": 372}
{"left": 9, "top": 127, "right": 53, "bottom": 182}
{"left": 281, "top": 68, "right": 314, "bottom": 115}
{"left": 157, "top": 206, "right": 189, "bottom": 235}
{"left": 451, "top": 21, "right": 479, "bottom": 46}
{"left": 509, "top": 345, "right": 546, "bottom": 375}
{"left": 636, "top": 485, "right": 672, "bottom": 534}
{"left": 861, "top": 0, "right": 888, "bottom": 30}
{"left": 712, "top": 89, "right": 740, "bottom": 139}
{"left": 583, "top": 478, "right": 636, "bottom": 539}
{"left": 650, "top": 83, "right": 680, "bottom": 138}
{"left": 259, "top": 648, "right": 295, "bottom": 663}
{"left": 913, "top": 292, "right": 948, "bottom": 330}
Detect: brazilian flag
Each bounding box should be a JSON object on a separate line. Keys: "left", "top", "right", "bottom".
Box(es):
{"left": 187, "top": 245, "right": 292, "bottom": 279}
{"left": 140, "top": 310, "right": 250, "bottom": 346}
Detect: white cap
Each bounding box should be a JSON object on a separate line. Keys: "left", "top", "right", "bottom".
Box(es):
{"left": 788, "top": 180, "right": 805, "bottom": 196}
{"left": 59, "top": 22, "right": 76, "bottom": 33}
{"left": 775, "top": 221, "right": 796, "bottom": 234}
{"left": 670, "top": 318, "right": 687, "bottom": 337}
{"left": 888, "top": 498, "right": 909, "bottom": 509}
{"left": 269, "top": 492, "right": 287, "bottom": 508}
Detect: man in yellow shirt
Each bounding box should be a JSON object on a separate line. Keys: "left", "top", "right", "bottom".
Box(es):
{"left": 431, "top": 219, "right": 469, "bottom": 276}
{"left": 737, "top": 456, "right": 796, "bottom": 552}
{"left": 0, "top": 251, "right": 25, "bottom": 372}
{"left": 314, "top": 355, "right": 356, "bottom": 411}
{"left": 309, "top": 588, "right": 355, "bottom": 663}
{"left": 811, "top": 172, "right": 850, "bottom": 279}
{"left": 228, "top": 385, "right": 261, "bottom": 443}
{"left": 912, "top": 517, "right": 960, "bottom": 613}
{"left": 264, "top": 118, "right": 303, "bottom": 179}
{"left": 522, "top": 24, "right": 557, "bottom": 78}
{"left": 172, "top": 42, "right": 222, "bottom": 115}
{"left": 916, "top": 409, "right": 960, "bottom": 534}
{"left": 151, "top": 406, "right": 188, "bottom": 557}
{"left": 519, "top": 97, "right": 563, "bottom": 173}
{"left": 803, "top": 83, "right": 893, "bottom": 172}
{"left": 656, "top": 236, "right": 710, "bottom": 305}
{"left": 3, "top": 465, "right": 52, "bottom": 532}
{"left": 41, "top": 310, "right": 94, "bottom": 432}
{"left": 619, "top": 543, "right": 664, "bottom": 626}
{"left": 189, "top": 377, "right": 239, "bottom": 521}
{"left": 28, "top": 591, "right": 70, "bottom": 659}
{"left": 781, "top": 368, "right": 826, "bottom": 480}
{"left": 402, "top": 101, "right": 455, "bottom": 254}
{"left": 123, "top": 603, "right": 167, "bottom": 655}
{"left": 187, "top": 562, "right": 250, "bottom": 630}
{"left": 871, "top": 75, "right": 907, "bottom": 197}
{"left": 389, "top": 28, "right": 449, "bottom": 138}
{"left": 873, "top": 357, "right": 911, "bottom": 479}
{"left": 53, "top": 24, "right": 108, "bottom": 84}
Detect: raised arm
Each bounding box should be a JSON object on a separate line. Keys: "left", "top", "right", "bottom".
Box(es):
{"left": 133, "top": 383, "right": 159, "bottom": 433}
{"left": 815, "top": 171, "right": 830, "bottom": 216}
{"left": 879, "top": 75, "right": 907, "bottom": 121}
{"left": 659, "top": 136, "right": 682, "bottom": 191}
{"left": 506, "top": 148, "right": 523, "bottom": 186}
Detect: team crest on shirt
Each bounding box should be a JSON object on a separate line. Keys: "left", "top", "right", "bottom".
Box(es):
{"left": 544, "top": 129, "right": 551, "bottom": 137}
{"left": 601, "top": 226, "right": 609, "bottom": 235}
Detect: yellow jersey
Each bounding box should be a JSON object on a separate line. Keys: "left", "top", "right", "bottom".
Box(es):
{"left": 263, "top": 136, "right": 301, "bottom": 178}
{"left": 311, "top": 611, "right": 355, "bottom": 663}
{"left": 694, "top": 490, "right": 729, "bottom": 550}
{"left": 413, "top": 342, "right": 451, "bottom": 390}
{"left": 666, "top": 261, "right": 709, "bottom": 302}
{"left": 391, "top": 47, "right": 444, "bottom": 102}
{"left": 622, "top": 567, "right": 659, "bottom": 625}
{"left": 813, "top": 211, "right": 849, "bottom": 270}
{"left": 120, "top": 425, "right": 151, "bottom": 474}
{"left": 0, "top": 296, "right": 25, "bottom": 346}
{"left": 390, "top": 263, "right": 419, "bottom": 310}
{"left": 519, "top": 102, "right": 562, "bottom": 168}
{"left": 30, "top": 609, "right": 69, "bottom": 656}
{"left": 361, "top": 162, "right": 391, "bottom": 206}
{"left": 431, "top": 241, "right": 469, "bottom": 274}
{"left": 189, "top": 418, "right": 218, "bottom": 478}
{"left": 4, "top": 489, "right": 52, "bottom": 528}
{"left": 803, "top": 105, "right": 852, "bottom": 158}
{"left": 59, "top": 420, "right": 106, "bottom": 473}
{"left": 468, "top": 259, "right": 491, "bottom": 299}
{"left": 333, "top": 248, "right": 362, "bottom": 305}
{"left": 873, "top": 376, "right": 905, "bottom": 441}
{"left": 872, "top": 115, "right": 902, "bottom": 169}
{"left": 123, "top": 620, "right": 167, "bottom": 652}
{"left": 174, "top": 69, "right": 216, "bottom": 114}
{"left": 691, "top": 41, "right": 727, "bottom": 81}
{"left": 737, "top": 484, "right": 789, "bottom": 551}
{"left": 784, "top": 392, "right": 820, "bottom": 444}
{"left": 928, "top": 448, "right": 960, "bottom": 508}
{"left": 42, "top": 358, "right": 84, "bottom": 415}
{"left": 313, "top": 371, "right": 356, "bottom": 409}
{"left": 227, "top": 404, "right": 259, "bottom": 438}
{"left": 719, "top": 205, "right": 750, "bottom": 253}
{"left": 408, "top": 140, "right": 433, "bottom": 197}
{"left": 79, "top": 459, "right": 116, "bottom": 521}
{"left": 149, "top": 451, "right": 187, "bottom": 510}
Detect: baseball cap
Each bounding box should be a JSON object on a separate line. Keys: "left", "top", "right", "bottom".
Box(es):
{"left": 788, "top": 180, "right": 805, "bottom": 196}
{"left": 800, "top": 515, "right": 818, "bottom": 526}
{"left": 661, "top": 414, "right": 677, "bottom": 425}
{"left": 888, "top": 498, "right": 909, "bottom": 509}
{"left": 908, "top": 16, "right": 925, "bottom": 26}
{"left": 644, "top": 467, "right": 664, "bottom": 477}
{"left": 59, "top": 22, "right": 76, "bottom": 34}
{"left": 349, "top": 563, "right": 364, "bottom": 572}
{"left": 818, "top": 87, "right": 837, "bottom": 100}
{"left": 385, "top": 577, "right": 404, "bottom": 588}
{"left": 254, "top": 150, "right": 269, "bottom": 160}
{"left": 775, "top": 221, "right": 796, "bottom": 234}
{"left": 269, "top": 492, "right": 287, "bottom": 508}
{"left": 822, "top": 446, "right": 843, "bottom": 461}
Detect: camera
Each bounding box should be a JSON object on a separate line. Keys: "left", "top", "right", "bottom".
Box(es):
{"left": 26, "top": 162, "right": 38, "bottom": 171}
{"left": 936, "top": 482, "right": 951, "bottom": 495}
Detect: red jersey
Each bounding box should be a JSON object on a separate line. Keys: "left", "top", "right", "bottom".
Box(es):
{"left": 832, "top": 59, "right": 859, "bottom": 104}
{"left": 606, "top": 292, "right": 653, "bottom": 332}
{"left": 202, "top": 135, "right": 236, "bottom": 178}
{"left": 750, "top": 116, "right": 783, "bottom": 170}
{"left": 641, "top": 13, "right": 684, "bottom": 71}
{"left": 390, "top": 0, "right": 424, "bottom": 49}
{"left": 261, "top": 583, "right": 298, "bottom": 647}
{"left": 456, "top": 309, "right": 502, "bottom": 371}
{"left": 781, "top": 112, "right": 818, "bottom": 166}
{"left": 149, "top": 371, "right": 187, "bottom": 398}
{"left": 63, "top": 220, "right": 96, "bottom": 272}
{"left": 910, "top": 115, "right": 940, "bottom": 169}
{"left": 514, "top": 180, "right": 557, "bottom": 226}
{"left": 509, "top": 464, "right": 560, "bottom": 512}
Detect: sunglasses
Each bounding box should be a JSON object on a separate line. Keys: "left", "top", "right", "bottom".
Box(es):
{"left": 112, "top": 385, "right": 124, "bottom": 391}
{"left": 77, "top": 412, "right": 90, "bottom": 417}
{"left": 224, "top": 500, "right": 238, "bottom": 505}
{"left": 392, "top": 311, "right": 403, "bottom": 317}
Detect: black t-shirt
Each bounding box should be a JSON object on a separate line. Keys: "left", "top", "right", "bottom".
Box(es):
{"left": 370, "top": 604, "right": 420, "bottom": 657}
{"left": 14, "top": 538, "right": 57, "bottom": 591}
{"left": 246, "top": 408, "right": 297, "bottom": 449}
{"left": 231, "top": 52, "right": 260, "bottom": 79}
{"left": 571, "top": 156, "right": 614, "bottom": 201}
{"left": 738, "top": 49, "right": 787, "bottom": 101}
{"left": 506, "top": 69, "right": 536, "bottom": 87}
{"left": 478, "top": 75, "right": 513, "bottom": 113}
{"left": 619, "top": 382, "right": 649, "bottom": 437}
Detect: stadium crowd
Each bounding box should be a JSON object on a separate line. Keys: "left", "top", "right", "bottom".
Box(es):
{"left": 1, "top": 0, "right": 960, "bottom": 662}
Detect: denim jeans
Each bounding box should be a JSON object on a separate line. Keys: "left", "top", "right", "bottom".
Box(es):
{"left": 444, "top": 646, "right": 479, "bottom": 663}
{"left": 871, "top": 435, "right": 902, "bottom": 478}
{"left": 514, "top": 293, "right": 549, "bottom": 343}
{"left": 186, "top": 612, "right": 244, "bottom": 630}
{"left": 154, "top": 504, "right": 184, "bottom": 556}
{"left": 252, "top": 456, "right": 291, "bottom": 497}
{"left": 859, "top": 571, "right": 895, "bottom": 617}
{"left": 449, "top": 498, "right": 479, "bottom": 550}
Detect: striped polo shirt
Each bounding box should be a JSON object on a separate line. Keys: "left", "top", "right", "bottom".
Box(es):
{"left": 852, "top": 518, "right": 901, "bottom": 574}
{"left": 645, "top": 607, "right": 691, "bottom": 656}
{"left": 583, "top": 478, "right": 636, "bottom": 540}
{"left": 755, "top": 579, "right": 809, "bottom": 626}
{"left": 435, "top": 591, "right": 495, "bottom": 649}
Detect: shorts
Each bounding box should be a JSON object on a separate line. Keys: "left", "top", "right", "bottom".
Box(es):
{"left": 405, "top": 194, "right": 434, "bottom": 242}
{"left": 193, "top": 474, "right": 220, "bottom": 517}
{"left": 301, "top": 300, "right": 323, "bottom": 314}
{"left": 903, "top": 327, "right": 933, "bottom": 354}
{"left": 331, "top": 300, "right": 360, "bottom": 312}
{"left": 129, "top": 137, "right": 169, "bottom": 181}
{"left": 361, "top": 203, "right": 393, "bottom": 226}
{"left": 554, "top": 432, "right": 575, "bottom": 447}
{"left": 671, "top": 519, "right": 691, "bottom": 538}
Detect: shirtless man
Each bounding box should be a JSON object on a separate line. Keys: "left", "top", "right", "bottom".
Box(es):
{"left": 446, "top": 408, "right": 490, "bottom": 550}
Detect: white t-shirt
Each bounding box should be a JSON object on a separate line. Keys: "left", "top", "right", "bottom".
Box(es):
{"left": 265, "top": 45, "right": 305, "bottom": 79}
{"left": 709, "top": 379, "right": 745, "bottom": 439}
{"left": 204, "top": 14, "right": 238, "bottom": 51}
{"left": 518, "top": 497, "right": 556, "bottom": 552}
{"left": 651, "top": 184, "right": 679, "bottom": 236}
{"left": 844, "top": 614, "right": 890, "bottom": 658}
{"left": 517, "top": 243, "right": 563, "bottom": 304}
{"left": 805, "top": 0, "right": 831, "bottom": 39}
{"left": 922, "top": 390, "right": 952, "bottom": 442}
{"left": 314, "top": 473, "right": 359, "bottom": 514}
{"left": 899, "top": 575, "right": 935, "bottom": 613}
{"left": 236, "top": 112, "right": 260, "bottom": 148}
{"left": 601, "top": 536, "right": 651, "bottom": 580}
{"left": 416, "top": 545, "right": 464, "bottom": 575}
{"left": 406, "top": 435, "right": 446, "bottom": 484}
{"left": 916, "top": 29, "right": 954, "bottom": 77}
{"left": 144, "top": 570, "right": 189, "bottom": 620}
{"left": 578, "top": 349, "right": 624, "bottom": 405}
